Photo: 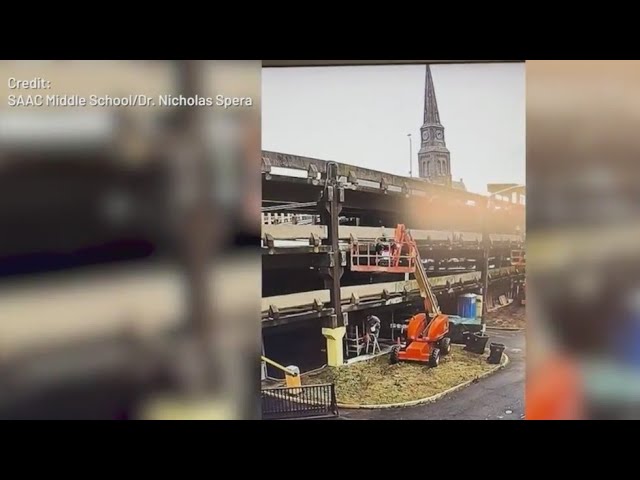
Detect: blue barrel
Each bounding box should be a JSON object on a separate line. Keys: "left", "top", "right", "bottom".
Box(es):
{"left": 457, "top": 293, "right": 477, "bottom": 319}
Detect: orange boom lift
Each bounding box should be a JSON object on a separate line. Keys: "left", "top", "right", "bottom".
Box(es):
{"left": 350, "top": 224, "right": 450, "bottom": 367}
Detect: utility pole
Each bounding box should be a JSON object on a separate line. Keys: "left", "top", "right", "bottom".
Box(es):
{"left": 407, "top": 133, "right": 413, "bottom": 177}
{"left": 320, "top": 162, "right": 344, "bottom": 328}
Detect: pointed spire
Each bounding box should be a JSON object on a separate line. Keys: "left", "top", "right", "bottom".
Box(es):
{"left": 423, "top": 65, "right": 441, "bottom": 125}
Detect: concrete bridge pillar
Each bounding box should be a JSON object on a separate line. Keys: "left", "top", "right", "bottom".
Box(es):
{"left": 322, "top": 326, "right": 346, "bottom": 367}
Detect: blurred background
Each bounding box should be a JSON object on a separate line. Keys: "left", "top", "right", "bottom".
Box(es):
{"left": 527, "top": 60, "right": 640, "bottom": 419}
{"left": 0, "top": 61, "right": 261, "bottom": 419}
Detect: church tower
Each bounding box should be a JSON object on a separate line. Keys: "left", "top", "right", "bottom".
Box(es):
{"left": 418, "top": 65, "right": 452, "bottom": 186}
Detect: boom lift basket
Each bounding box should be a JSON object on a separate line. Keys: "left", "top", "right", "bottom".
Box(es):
{"left": 350, "top": 234, "right": 418, "bottom": 274}
{"left": 510, "top": 249, "right": 526, "bottom": 267}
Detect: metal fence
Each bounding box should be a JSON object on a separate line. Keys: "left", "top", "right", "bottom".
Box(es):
{"left": 261, "top": 383, "right": 339, "bottom": 420}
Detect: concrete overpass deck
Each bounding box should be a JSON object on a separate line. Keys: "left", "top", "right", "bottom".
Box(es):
{"left": 262, "top": 266, "right": 524, "bottom": 328}
{"left": 262, "top": 151, "right": 525, "bottom": 235}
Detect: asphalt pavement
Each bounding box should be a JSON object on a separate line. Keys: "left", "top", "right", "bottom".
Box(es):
{"left": 337, "top": 329, "right": 525, "bottom": 420}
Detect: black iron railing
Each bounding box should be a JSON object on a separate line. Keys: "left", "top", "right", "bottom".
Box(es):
{"left": 261, "top": 383, "right": 339, "bottom": 420}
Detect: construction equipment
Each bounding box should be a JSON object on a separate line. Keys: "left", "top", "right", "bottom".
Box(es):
{"left": 349, "top": 228, "right": 418, "bottom": 273}
{"left": 350, "top": 224, "right": 450, "bottom": 367}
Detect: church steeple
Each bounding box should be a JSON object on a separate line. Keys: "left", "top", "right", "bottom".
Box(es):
{"left": 418, "top": 65, "right": 452, "bottom": 186}
{"left": 423, "top": 65, "right": 441, "bottom": 125}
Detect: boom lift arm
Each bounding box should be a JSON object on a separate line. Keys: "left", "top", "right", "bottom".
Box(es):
{"left": 393, "top": 224, "right": 441, "bottom": 317}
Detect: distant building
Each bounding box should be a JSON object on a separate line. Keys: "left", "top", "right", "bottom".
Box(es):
{"left": 487, "top": 183, "right": 526, "bottom": 205}
{"left": 452, "top": 178, "right": 467, "bottom": 191}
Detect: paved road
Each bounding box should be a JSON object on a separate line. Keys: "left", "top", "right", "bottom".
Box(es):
{"left": 338, "top": 329, "right": 525, "bottom": 420}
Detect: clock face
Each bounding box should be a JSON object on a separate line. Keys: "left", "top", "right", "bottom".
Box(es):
{"left": 436, "top": 130, "right": 443, "bottom": 140}
{"left": 422, "top": 130, "right": 429, "bottom": 140}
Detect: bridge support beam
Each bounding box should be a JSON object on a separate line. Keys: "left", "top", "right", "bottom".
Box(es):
{"left": 481, "top": 197, "right": 490, "bottom": 321}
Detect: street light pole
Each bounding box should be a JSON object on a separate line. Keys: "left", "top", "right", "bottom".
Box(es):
{"left": 407, "top": 133, "right": 413, "bottom": 177}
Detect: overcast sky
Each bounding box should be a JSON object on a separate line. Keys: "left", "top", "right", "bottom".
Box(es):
{"left": 262, "top": 63, "right": 525, "bottom": 195}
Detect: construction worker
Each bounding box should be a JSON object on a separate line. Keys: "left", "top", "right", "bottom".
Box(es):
{"left": 365, "top": 314, "right": 382, "bottom": 354}
{"left": 527, "top": 354, "right": 583, "bottom": 420}
{"left": 526, "top": 285, "right": 640, "bottom": 420}
{"left": 366, "top": 314, "right": 381, "bottom": 335}
{"left": 389, "top": 239, "right": 398, "bottom": 261}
